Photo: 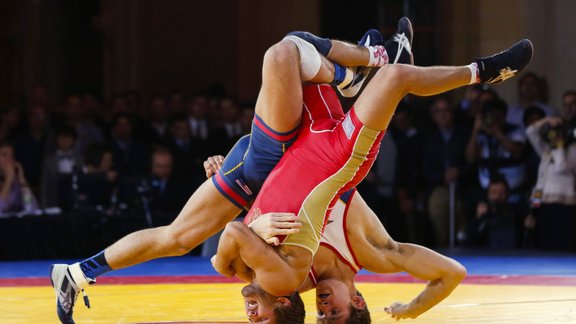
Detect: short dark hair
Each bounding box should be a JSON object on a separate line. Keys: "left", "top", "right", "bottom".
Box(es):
{"left": 316, "top": 291, "right": 371, "bottom": 324}
{"left": 489, "top": 174, "right": 510, "bottom": 192}
{"left": 274, "top": 292, "right": 305, "bottom": 324}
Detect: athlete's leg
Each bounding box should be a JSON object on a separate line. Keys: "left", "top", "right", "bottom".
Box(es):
{"left": 255, "top": 26, "right": 398, "bottom": 132}
{"left": 104, "top": 180, "right": 241, "bottom": 268}
{"left": 354, "top": 39, "right": 533, "bottom": 131}
{"left": 50, "top": 179, "right": 242, "bottom": 323}
{"left": 354, "top": 64, "right": 472, "bottom": 130}
{"left": 254, "top": 40, "right": 336, "bottom": 133}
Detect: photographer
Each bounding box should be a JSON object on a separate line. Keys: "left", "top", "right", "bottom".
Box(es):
{"left": 467, "top": 177, "right": 523, "bottom": 248}
{"left": 525, "top": 90, "right": 576, "bottom": 251}
{"left": 466, "top": 98, "right": 527, "bottom": 203}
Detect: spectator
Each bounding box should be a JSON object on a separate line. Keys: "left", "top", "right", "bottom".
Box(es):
{"left": 388, "top": 102, "right": 422, "bottom": 242}
{"left": 12, "top": 105, "right": 50, "bottom": 189}
{"left": 74, "top": 144, "right": 117, "bottom": 209}
{"left": 139, "top": 97, "right": 170, "bottom": 145}
{"left": 60, "top": 94, "right": 105, "bottom": 156}
{"left": 120, "top": 148, "right": 193, "bottom": 216}
{"left": 422, "top": 96, "right": 471, "bottom": 246}
{"left": 507, "top": 72, "right": 555, "bottom": 129}
{"left": 166, "top": 114, "right": 201, "bottom": 181}
{"left": 525, "top": 90, "right": 576, "bottom": 251}
{"left": 186, "top": 94, "right": 214, "bottom": 160}
{"left": 467, "top": 177, "right": 522, "bottom": 248}
{"left": 456, "top": 84, "right": 484, "bottom": 128}
{"left": 0, "top": 105, "right": 24, "bottom": 141}
{"left": 215, "top": 97, "right": 243, "bottom": 152}
{"left": 466, "top": 98, "right": 527, "bottom": 202}
{"left": 109, "top": 113, "right": 150, "bottom": 178}
{"left": 41, "top": 126, "right": 82, "bottom": 210}
{"left": 0, "top": 142, "right": 38, "bottom": 216}
{"left": 522, "top": 106, "right": 546, "bottom": 188}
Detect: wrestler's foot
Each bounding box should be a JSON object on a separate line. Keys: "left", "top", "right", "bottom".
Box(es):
{"left": 50, "top": 264, "right": 92, "bottom": 323}
{"left": 475, "top": 39, "right": 533, "bottom": 84}
{"left": 385, "top": 16, "right": 414, "bottom": 65}
{"left": 338, "top": 29, "right": 384, "bottom": 98}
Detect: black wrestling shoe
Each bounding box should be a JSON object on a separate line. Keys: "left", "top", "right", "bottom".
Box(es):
{"left": 475, "top": 39, "right": 533, "bottom": 84}
{"left": 385, "top": 16, "right": 414, "bottom": 65}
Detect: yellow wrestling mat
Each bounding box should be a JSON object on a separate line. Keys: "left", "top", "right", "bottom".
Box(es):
{"left": 1, "top": 282, "right": 575, "bottom": 323}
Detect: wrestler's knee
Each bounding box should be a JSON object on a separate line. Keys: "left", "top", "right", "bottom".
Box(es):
{"left": 263, "top": 41, "right": 299, "bottom": 70}
{"left": 373, "top": 64, "right": 411, "bottom": 91}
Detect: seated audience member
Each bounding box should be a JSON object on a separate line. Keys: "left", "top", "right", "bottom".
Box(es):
{"left": 119, "top": 148, "right": 193, "bottom": 216}
{"left": 0, "top": 142, "right": 38, "bottom": 216}
{"left": 41, "top": 126, "right": 83, "bottom": 210}
{"left": 525, "top": 90, "right": 576, "bottom": 251}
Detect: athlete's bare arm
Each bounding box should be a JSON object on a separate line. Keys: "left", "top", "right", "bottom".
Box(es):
{"left": 347, "top": 193, "right": 466, "bottom": 320}
{"left": 213, "top": 221, "right": 310, "bottom": 297}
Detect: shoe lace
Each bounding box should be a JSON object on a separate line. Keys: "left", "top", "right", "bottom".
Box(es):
{"left": 393, "top": 33, "right": 412, "bottom": 64}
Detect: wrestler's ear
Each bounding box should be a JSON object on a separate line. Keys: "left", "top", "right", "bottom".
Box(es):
{"left": 276, "top": 297, "right": 292, "bottom": 307}
{"left": 351, "top": 295, "right": 366, "bottom": 310}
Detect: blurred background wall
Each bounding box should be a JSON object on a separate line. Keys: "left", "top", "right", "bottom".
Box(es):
{"left": 0, "top": 0, "right": 573, "bottom": 107}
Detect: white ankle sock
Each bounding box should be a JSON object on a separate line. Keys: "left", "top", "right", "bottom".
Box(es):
{"left": 467, "top": 63, "right": 479, "bottom": 84}
{"left": 367, "top": 45, "right": 389, "bottom": 67}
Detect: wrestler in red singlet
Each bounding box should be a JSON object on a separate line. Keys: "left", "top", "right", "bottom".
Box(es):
{"left": 245, "top": 84, "right": 384, "bottom": 254}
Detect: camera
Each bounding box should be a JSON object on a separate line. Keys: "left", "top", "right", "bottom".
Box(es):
{"left": 539, "top": 120, "right": 576, "bottom": 146}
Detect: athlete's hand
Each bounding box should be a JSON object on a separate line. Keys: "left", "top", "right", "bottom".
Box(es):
{"left": 248, "top": 212, "right": 302, "bottom": 246}
{"left": 384, "top": 302, "right": 419, "bottom": 321}
{"left": 204, "top": 155, "right": 225, "bottom": 178}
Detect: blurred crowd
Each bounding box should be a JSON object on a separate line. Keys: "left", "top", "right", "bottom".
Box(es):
{"left": 1, "top": 71, "right": 575, "bottom": 252}
{"left": 0, "top": 85, "right": 254, "bottom": 223}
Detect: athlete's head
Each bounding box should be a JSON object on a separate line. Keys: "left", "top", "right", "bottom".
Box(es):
{"left": 241, "top": 282, "right": 305, "bottom": 324}
{"left": 316, "top": 279, "right": 371, "bottom": 323}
